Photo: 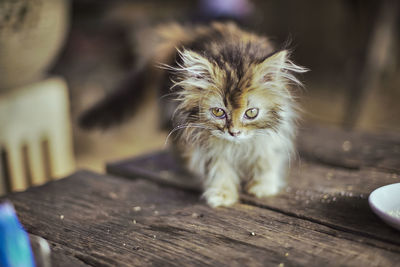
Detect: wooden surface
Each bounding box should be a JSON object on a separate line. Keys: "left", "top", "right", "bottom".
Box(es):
{"left": 3, "top": 125, "right": 400, "bottom": 266}
{"left": 297, "top": 125, "right": 400, "bottom": 172}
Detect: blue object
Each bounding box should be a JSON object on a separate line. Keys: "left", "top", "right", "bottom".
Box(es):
{"left": 199, "top": 0, "right": 253, "bottom": 18}
{"left": 0, "top": 202, "right": 35, "bottom": 267}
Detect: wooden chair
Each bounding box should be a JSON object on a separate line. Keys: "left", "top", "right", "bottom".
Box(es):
{"left": 0, "top": 77, "right": 75, "bottom": 194}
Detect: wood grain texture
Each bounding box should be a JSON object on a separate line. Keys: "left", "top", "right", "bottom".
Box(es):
{"left": 297, "top": 125, "right": 400, "bottom": 172}
{"left": 107, "top": 151, "right": 400, "bottom": 249}
{"left": 4, "top": 171, "right": 400, "bottom": 267}
{"left": 106, "top": 150, "right": 200, "bottom": 191}
{"left": 243, "top": 161, "right": 400, "bottom": 247}
{"left": 50, "top": 242, "right": 92, "bottom": 267}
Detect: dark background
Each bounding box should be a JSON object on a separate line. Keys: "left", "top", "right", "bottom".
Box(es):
{"left": 49, "top": 0, "right": 400, "bottom": 171}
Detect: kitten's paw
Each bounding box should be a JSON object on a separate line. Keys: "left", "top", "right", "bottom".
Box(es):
{"left": 246, "top": 181, "right": 282, "bottom": 198}
{"left": 203, "top": 188, "right": 238, "bottom": 208}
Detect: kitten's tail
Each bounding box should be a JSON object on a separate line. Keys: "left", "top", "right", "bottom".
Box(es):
{"left": 78, "top": 67, "right": 148, "bottom": 130}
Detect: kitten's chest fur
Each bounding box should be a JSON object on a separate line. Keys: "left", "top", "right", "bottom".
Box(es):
{"left": 183, "top": 133, "right": 285, "bottom": 181}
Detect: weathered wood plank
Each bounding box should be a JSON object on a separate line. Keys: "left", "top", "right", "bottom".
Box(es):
{"left": 107, "top": 150, "right": 400, "bottom": 248}
{"left": 297, "top": 125, "right": 400, "bottom": 172}
{"left": 4, "top": 171, "right": 400, "bottom": 266}
{"left": 243, "top": 161, "right": 400, "bottom": 245}
{"left": 29, "top": 234, "right": 91, "bottom": 267}
{"left": 49, "top": 242, "right": 93, "bottom": 267}
{"left": 106, "top": 150, "right": 199, "bottom": 191}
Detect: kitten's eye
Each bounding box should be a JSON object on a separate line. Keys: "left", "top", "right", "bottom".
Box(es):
{"left": 211, "top": 108, "right": 226, "bottom": 118}
{"left": 245, "top": 108, "right": 259, "bottom": 119}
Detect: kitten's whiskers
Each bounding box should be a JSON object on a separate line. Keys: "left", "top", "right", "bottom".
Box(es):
{"left": 164, "top": 124, "right": 211, "bottom": 147}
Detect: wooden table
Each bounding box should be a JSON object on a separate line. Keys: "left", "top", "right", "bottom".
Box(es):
{"left": 4, "top": 125, "right": 400, "bottom": 266}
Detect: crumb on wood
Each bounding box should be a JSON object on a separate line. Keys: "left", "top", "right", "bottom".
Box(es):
{"left": 109, "top": 192, "right": 118, "bottom": 199}
{"left": 342, "top": 140, "right": 352, "bottom": 151}
{"left": 250, "top": 231, "right": 256, "bottom": 236}
{"left": 133, "top": 206, "right": 141, "bottom": 212}
{"left": 285, "top": 252, "right": 289, "bottom": 257}
{"left": 279, "top": 263, "right": 284, "bottom": 267}
{"left": 191, "top": 212, "right": 204, "bottom": 218}
{"left": 132, "top": 219, "right": 137, "bottom": 224}
{"left": 154, "top": 210, "right": 159, "bottom": 215}
{"left": 60, "top": 215, "right": 64, "bottom": 220}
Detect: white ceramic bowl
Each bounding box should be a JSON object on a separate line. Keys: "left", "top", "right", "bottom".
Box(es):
{"left": 369, "top": 183, "right": 400, "bottom": 231}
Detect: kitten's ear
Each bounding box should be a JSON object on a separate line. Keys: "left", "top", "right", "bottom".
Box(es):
{"left": 178, "top": 49, "right": 213, "bottom": 78}
{"left": 256, "top": 50, "right": 307, "bottom": 85}
{"left": 262, "top": 50, "right": 288, "bottom": 70}
{"left": 173, "top": 49, "right": 214, "bottom": 90}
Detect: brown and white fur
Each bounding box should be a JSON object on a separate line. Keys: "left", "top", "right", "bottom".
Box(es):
{"left": 80, "top": 22, "right": 307, "bottom": 207}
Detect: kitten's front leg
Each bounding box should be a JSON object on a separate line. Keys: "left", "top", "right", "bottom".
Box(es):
{"left": 202, "top": 159, "right": 239, "bottom": 207}
{"left": 247, "top": 152, "right": 288, "bottom": 198}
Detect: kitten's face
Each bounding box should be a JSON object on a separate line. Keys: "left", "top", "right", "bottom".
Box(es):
{"left": 202, "top": 90, "right": 282, "bottom": 142}
{"left": 173, "top": 49, "right": 305, "bottom": 143}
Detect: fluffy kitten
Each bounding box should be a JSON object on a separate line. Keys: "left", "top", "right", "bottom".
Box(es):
{"left": 80, "top": 22, "right": 307, "bottom": 207}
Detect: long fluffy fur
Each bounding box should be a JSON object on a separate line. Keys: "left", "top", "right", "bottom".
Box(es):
{"left": 80, "top": 22, "right": 307, "bottom": 207}
{"left": 164, "top": 23, "right": 308, "bottom": 207}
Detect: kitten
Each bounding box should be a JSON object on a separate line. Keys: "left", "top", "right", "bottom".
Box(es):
{"left": 80, "top": 22, "right": 307, "bottom": 207}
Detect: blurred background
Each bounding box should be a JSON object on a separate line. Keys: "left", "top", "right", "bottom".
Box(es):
{"left": 1, "top": 0, "right": 399, "bottom": 190}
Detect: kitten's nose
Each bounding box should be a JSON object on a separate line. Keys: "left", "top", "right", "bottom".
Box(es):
{"left": 228, "top": 129, "right": 241, "bottom": 137}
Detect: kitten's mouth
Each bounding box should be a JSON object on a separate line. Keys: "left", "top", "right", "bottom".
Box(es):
{"left": 212, "top": 131, "right": 250, "bottom": 142}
